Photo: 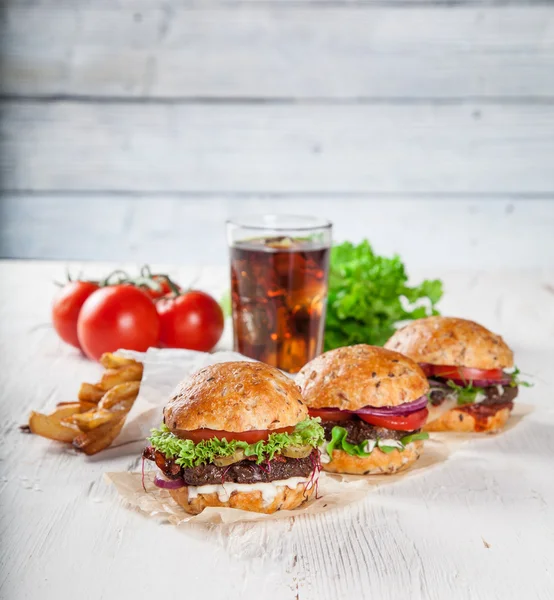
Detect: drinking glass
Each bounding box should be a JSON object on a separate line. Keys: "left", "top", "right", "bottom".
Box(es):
{"left": 227, "top": 215, "right": 332, "bottom": 373}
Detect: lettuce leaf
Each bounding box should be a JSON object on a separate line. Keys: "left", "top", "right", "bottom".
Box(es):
{"left": 325, "top": 426, "right": 429, "bottom": 458}
{"left": 148, "top": 418, "right": 324, "bottom": 468}
{"left": 324, "top": 240, "right": 443, "bottom": 350}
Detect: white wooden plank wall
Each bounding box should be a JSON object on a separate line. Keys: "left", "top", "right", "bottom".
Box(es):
{"left": 0, "top": 1, "right": 553, "bottom": 263}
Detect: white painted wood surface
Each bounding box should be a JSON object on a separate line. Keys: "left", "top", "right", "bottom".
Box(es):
{"left": 3, "top": 6, "right": 554, "bottom": 98}
{"left": 1, "top": 197, "right": 553, "bottom": 268}
{"left": 1, "top": 260, "right": 554, "bottom": 600}
{"left": 3, "top": 102, "right": 554, "bottom": 193}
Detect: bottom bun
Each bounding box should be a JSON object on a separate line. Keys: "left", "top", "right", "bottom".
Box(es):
{"left": 323, "top": 441, "right": 423, "bottom": 475}
{"left": 169, "top": 479, "right": 315, "bottom": 515}
{"left": 424, "top": 406, "right": 511, "bottom": 433}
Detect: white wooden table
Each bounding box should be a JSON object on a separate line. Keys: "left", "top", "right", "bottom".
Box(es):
{"left": 2, "top": 261, "right": 554, "bottom": 600}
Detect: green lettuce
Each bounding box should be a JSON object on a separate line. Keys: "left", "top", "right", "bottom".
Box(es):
{"left": 325, "top": 425, "right": 429, "bottom": 458}
{"left": 324, "top": 240, "right": 443, "bottom": 350}
{"left": 148, "top": 418, "right": 324, "bottom": 468}
{"left": 445, "top": 380, "right": 486, "bottom": 406}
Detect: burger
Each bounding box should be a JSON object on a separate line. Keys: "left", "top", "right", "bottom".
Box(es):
{"left": 296, "top": 345, "right": 430, "bottom": 475}
{"left": 384, "top": 316, "right": 524, "bottom": 433}
{"left": 142, "top": 361, "right": 324, "bottom": 515}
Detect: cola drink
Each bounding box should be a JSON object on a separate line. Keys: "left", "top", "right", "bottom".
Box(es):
{"left": 230, "top": 237, "right": 330, "bottom": 373}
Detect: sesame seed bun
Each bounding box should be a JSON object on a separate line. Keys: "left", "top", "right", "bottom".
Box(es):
{"left": 384, "top": 316, "right": 514, "bottom": 370}
{"left": 323, "top": 441, "right": 423, "bottom": 475}
{"left": 169, "top": 480, "right": 315, "bottom": 515}
{"left": 296, "top": 344, "right": 429, "bottom": 410}
{"left": 164, "top": 362, "right": 307, "bottom": 434}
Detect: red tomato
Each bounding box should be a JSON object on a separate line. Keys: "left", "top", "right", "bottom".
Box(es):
{"left": 358, "top": 408, "right": 429, "bottom": 431}
{"left": 308, "top": 408, "right": 352, "bottom": 422}
{"left": 142, "top": 275, "right": 181, "bottom": 300}
{"left": 430, "top": 365, "right": 505, "bottom": 382}
{"left": 77, "top": 285, "right": 160, "bottom": 361}
{"left": 156, "top": 291, "right": 224, "bottom": 352}
{"left": 52, "top": 281, "right": 100, "bottom": 349}
{"left": 175, "top": 426, "right": 294, "bottom": 444}
{"left": 418, "top": 363, "right": 434, "bottom": 377}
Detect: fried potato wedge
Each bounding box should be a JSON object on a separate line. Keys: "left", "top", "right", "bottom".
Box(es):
{"left": 66, "top": 409, "right": 119, "bottom": 432}
{"left": 98, "top": 363, "right": 143, "bottom": 391}
{"left": 52, "top": 402, "right": 86, "bottom": 415}
{"left": 57, "top": 401, "right": 97, "bottom": 412}
{"left": 29, "top": 407, "right": 81, "bottom": 443}
{"left": 100, "top": 353, "right": 140, "bottom": 370}
{"left": 73, "top": 418, "right": 125, "bottom": 455}
{"left": 98, "top": 381, "right": 140, "bottom": 412}
{"left": 78, "top": 382, "right": 105, "bottom": 404}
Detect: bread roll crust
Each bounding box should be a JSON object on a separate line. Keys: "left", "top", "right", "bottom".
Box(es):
{"left": 164, "top": 361, "right": 307, "bottom": 433}
{"left": 169, "top": 481, "right": 315, "bottom": 515}
{"left": 384, "top": 316, "right": 513, "bottom": 369}
{"left": 296, "top": 344, "right": 429, "bottom": 410}
{"left": 323, "top": 441, "right": 423, "bottom": 475}
{"left": 424, "top": 406, "right": 512, "bottom": 433}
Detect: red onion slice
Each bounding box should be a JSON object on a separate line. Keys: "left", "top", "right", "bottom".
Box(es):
{"left": 353, "top": 395, "right": 428, "bottom": 417}
{"left": 154, "top": 475, "right": 185, "bottom": 489}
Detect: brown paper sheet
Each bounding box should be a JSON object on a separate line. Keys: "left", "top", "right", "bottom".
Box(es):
{"left": 106, "top": 436, "right": 452, "bottom": 525}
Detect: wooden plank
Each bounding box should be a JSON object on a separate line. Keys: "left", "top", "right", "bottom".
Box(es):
{"left": 2, "top": 6, "right": 554, "bottom": 98}
{"left": 1, "top": 196, "right": 553, "bottom": 269}
{"left": 1, "top": 101, "right": 554, "bottom": 193}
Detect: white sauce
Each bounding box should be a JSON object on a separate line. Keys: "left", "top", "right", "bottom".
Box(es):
{"left": 320, "top": 443, "right": 331, "bottom": 463}
{"left": 427, "top": 396, "right": 458, "bottom": 424}
{"left": 363, "top": 440, "right": 377, "bottom": 454}
{"left": 474, "top": 391, "right": 486, "bottom": 403}
{"left": 378, "top": 439, "right": 404, "bottom": 450}
{"left": 186, "top": 476, "right": 312, "bottom": 505}
{"left": 496, "top": 385, "right": 504, "bottom": 396}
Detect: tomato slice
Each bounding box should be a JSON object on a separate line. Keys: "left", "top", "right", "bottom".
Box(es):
{"left": 430, "top": 365, "right": 505, "bottom": 382}
{"left": 358, "top": 408, "right": 429, "bottom": 431}
{"left": 174, "top": 426, "right": 294, "bottom": 444}
{"left": 418, "top": 363, "right": 434, "bottom": 377}
{"left": 308, "top": 408, "right": 352, "bottom": 422}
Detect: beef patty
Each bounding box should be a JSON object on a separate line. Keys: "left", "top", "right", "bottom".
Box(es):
{"left": 143, "top": 447, "right": 317, "bottom": 486}
{"left": 320, "top": 418, "right": 418, "bottom": 445}
{"left": 428, "top": 379, "right": 518, "bottom": 407}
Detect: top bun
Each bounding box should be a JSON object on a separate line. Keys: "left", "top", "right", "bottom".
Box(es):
{"left": 164, "top": 361, "right": 307, "bottom": 434}
{"left": 296, "top": 344, "right": 429, "bottom": 410}
{"left": 384, "top": 316, "right": 514, "bottom": 369}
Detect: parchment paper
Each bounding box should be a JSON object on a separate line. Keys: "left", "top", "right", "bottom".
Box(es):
{"left": 105, "top": 348, "right": 534, "bottom": 524}
{"left": 105, "top": 436, "right": 450, "bottom": 524}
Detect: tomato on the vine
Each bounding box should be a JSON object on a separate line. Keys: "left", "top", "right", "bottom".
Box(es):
{"left": 77, "top": 285, "right": 160, "bottom": 361}
{"left": 357, "top": 408, "right": 429, "bottom": 431}
{"left": 141, "top": 275, "right": 182, "bottom": 300}
{"left": 174, "top": 426, "right": 294, "bottom": 444}
{"left": 52, "top": 281, "right": 100, "bottom": 349}
{"left": 156, "top": 291, "right": 224, "bottom": 352}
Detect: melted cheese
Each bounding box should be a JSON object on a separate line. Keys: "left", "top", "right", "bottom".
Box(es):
{"left": 186, "top": 476, "right": 312, "bottom": 505}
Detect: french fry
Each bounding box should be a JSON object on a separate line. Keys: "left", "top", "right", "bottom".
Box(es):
{"left": 65, "top": 409, "right": 119, "bottom": 432}
{"left": 28, "top": 354, "right": 142, "bottom": 454}
{"left": 78, "top": 382, "right": 105, "bottom": 404}
{"left": 54, "top": 402, "right": 88, "bottom": 412}
{"left": 28, "top": 403, "right": 83, "bottom": 443}
{"left": 57, "top": 401, "right": 97, "bottom": 412}
{"left": 100, "top": 353, "right": 140, "bottom": 370}
{"left": 98, "top": 363, "right": 143, "bottom": 391}
{"left": 98, "top": 381, "right": 140, "bottom": 412}
{"left": 73, "top": 418, "right": 126, "bottom": 455}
